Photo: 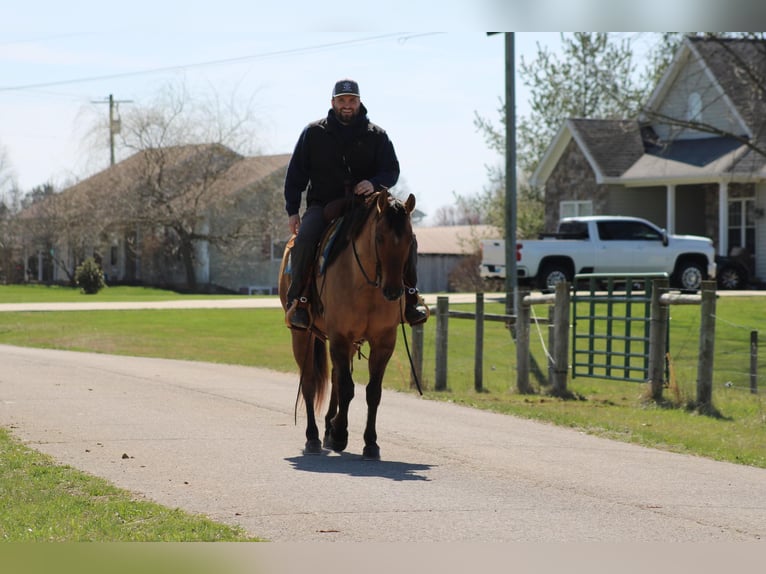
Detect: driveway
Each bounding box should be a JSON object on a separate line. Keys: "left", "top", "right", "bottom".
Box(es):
{"left": 1, "top": 342, "right": 764, "bottom": 542}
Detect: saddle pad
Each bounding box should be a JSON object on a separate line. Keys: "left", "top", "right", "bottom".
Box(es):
{"left": 318, "top": 216, "right": 344, "bottom": 275}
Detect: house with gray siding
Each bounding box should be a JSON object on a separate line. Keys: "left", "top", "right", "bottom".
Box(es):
{"left": 530, "top": 36, "right": 766, "bottom": 285}
{"left": 414, "top": 224, "right": 501, "bottom": 292}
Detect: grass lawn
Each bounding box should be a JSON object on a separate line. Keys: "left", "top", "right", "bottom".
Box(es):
{"left": 0, "top": 425, "right": 258, "bottom": 542}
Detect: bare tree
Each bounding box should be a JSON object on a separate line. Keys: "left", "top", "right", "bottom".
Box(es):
{"left": 107, "top": 82, "right": 264, "bottom": 290}
{"left": 0, "top": 145, "right": 21, "bottom": 282}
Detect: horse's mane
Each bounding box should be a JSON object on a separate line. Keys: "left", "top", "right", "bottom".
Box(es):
{"left": 323, "top": 192, "right": 410, "bottom": 270}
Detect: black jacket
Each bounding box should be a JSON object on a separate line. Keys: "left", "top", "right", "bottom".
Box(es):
{"left": 284, "top": 104, "right": 400, "bottom": 216}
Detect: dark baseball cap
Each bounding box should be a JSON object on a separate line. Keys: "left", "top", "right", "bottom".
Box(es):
{"left": 332, "top": 79, "right": 360, "bottom": 98}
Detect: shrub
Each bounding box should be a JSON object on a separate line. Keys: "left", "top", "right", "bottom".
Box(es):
{"left": 75, "top": 257, "right": 106, "bottom": 294}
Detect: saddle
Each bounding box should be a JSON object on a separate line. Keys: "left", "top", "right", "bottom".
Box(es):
{"left": 284, "top": 197, "right": 361, "bottom": 329}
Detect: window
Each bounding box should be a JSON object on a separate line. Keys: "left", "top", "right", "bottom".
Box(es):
{"left": 687, "top": 92, "right": 703, "bottom": 122}
{"left": 597, "top": 220, "right": 662, "bottom": 241}
{"left": 728, "top": 198, "right": 755, "bottom": 255}
{"left": 560, "top": 200, "right": 593, "bottom": 219}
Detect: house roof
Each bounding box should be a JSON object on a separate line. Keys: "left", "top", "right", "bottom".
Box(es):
{"left": 688, "top": 37, "right": 766, "bottom": 136}
{"left": 415, "top": 225, "right": 502, "bottom": 255}
{"left": 530, "top": 119, "right": 644, "bottom": 187}
{"left": 21, "top": 146, "right": 291, "bottom": 220}
{"left": 208, "top": 153, "right": 291, "bottom": 195}
{"left": 532, "top": 36, "right": 766, "bottom": 189}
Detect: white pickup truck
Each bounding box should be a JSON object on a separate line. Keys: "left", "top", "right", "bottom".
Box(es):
{"left": 480, "top": 215, "right": 716, "bottom": 291}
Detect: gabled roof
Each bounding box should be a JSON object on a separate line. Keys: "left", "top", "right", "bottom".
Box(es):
{"left": 532, "top": 36, "right": 766, "bottom": 189}
{"left": 208, "top": 153, "right": 291, "bottom": 196}
{"left": 21, "top": 145, "right": 290, "bottom": 219}
{"left": 688, "top": 37, "right": 766, "bottom": 136}
{"left": 530, "top": 119, "right": 644, "bottom": 187}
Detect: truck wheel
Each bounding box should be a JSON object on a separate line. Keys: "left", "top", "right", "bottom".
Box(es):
{"left": 674, "top": 261, "right": 704, "bottom": 292}
{"left": 538, "top": 263, "right": 571, "bottom": 292}
{"left": 717, "top": 264, "right": 745, "bottom": 290}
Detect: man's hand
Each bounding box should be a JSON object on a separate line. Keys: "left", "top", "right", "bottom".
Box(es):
{"left": 288, "top": 214, "right": 301, "bottom": 235}
{"left": 354, "top": 180, "right": 374, "bottom": 196}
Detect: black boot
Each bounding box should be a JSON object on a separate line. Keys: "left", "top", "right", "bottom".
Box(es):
{"left": 404, "top": 288, "right": 428, "bottom": 326}
{"left": 286, "top": 243, "right": 311, "bottom": 329}
{"left": 289, "top": 303, "right": 310, "bottom": 329}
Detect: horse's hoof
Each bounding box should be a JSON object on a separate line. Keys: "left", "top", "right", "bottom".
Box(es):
{"left": 324, "top": 430, "right": 347, "bottom": 452}
{"left": 325, "top": 436, "right": 347, "bottom": 452}
{"left": 362, "top": 444, "right": 380, "bottom": 461}
{"left": 304, "top": 439, "right": 323, "bottom": 455}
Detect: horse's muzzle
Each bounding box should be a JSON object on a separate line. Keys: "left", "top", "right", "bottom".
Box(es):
{"left": 382, "top": 286, "right": 404, "bottom": 301}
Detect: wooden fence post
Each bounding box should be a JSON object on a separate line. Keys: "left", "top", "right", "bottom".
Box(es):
{"left": 751, "top": 330, "right": 758, "bottom": 395}
{"left": 648, "top": 277, "right": 669, "bottom": 401}
{"left": 474, "top": 292, "right": 484, "bottom": 392}
{"left": 516, "top": 295, "right": 533, "bottom": 394}
{"left": 548, "top": 304, "right": 555, "bottom": 385}
{"left": 550, "top": 281, "right": 570, "bottom": 396}
{"left": 434, "top": 296, "right": 449, "bottom": 391}
{"left": 696, "top": 281, "right": 716, "bottom": 407}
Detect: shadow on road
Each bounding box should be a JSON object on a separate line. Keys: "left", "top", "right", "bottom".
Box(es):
{"left": 285, "top": 452, "right": 432, "bottom": 482}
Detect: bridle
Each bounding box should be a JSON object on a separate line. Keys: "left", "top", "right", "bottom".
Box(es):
{"left": 351, "top": 221, "right": 382, "bottom": 288}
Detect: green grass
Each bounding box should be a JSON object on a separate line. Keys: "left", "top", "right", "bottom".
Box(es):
{"left": 0, "top": 285, "right": 764, "bottom": 540}
{"left": 0, "top": 427, "right": 258, "bottom": 542}
{"left": 0, "top": 284, "right": 248, "bottom": 303}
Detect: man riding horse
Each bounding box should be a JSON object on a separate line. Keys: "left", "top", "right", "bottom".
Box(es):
{"left": 283, "top": 78, "right": 427, "bottom": 329}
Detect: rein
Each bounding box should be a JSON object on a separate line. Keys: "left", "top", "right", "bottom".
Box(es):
{"left": 351, "top": 234, "right": 381, "bottom": 287}
{"left": 399, "top": 315, "right": 424, "bottom": 396}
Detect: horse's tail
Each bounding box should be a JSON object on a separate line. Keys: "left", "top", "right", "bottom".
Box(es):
{"left": 312, "top": 335, "right": 329, "bottom": 409}
{"left": 295, "top": 333, "right": 330, "bottom": 418}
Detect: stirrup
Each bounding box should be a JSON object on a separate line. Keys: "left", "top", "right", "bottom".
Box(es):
{"left": 286, "top": 297, "right": 310, "bottom": 329}
{"left": 404, "top": 288, "right": 429, "bottom": 325}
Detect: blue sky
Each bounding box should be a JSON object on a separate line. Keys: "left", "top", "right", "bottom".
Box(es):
{"left": 0, "top": 1, "right": 760, "bottom": 223}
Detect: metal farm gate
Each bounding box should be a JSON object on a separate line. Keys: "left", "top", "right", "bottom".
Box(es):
{"left": 571, "top": 274, "right": 669, "bottom": 383}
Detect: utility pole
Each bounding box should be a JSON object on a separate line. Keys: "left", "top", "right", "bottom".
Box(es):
{"left": 92, "top": 94, "right": 133, "bottom": 166}
{"left": 504, "top": 33, "right": 518, "bottom": 318}
{"left": 487, "top": 33, "right": 518, "bottom": 317}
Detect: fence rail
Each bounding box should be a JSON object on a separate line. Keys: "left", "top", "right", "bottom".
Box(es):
{"left": 410, "top": 279, "right": 723, "bottom": 407}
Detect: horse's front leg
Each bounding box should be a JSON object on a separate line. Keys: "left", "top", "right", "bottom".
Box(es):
{"left": 362, "top": 335, "right": 396, "bottom": 460}
{"left": 325, "top": 339, "right": 355, "bottom": 452}
{"left": 322, "top": 366, "right": 339, "bottom": 449}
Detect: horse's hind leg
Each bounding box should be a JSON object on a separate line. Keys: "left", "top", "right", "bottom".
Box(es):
{"left": 293, "top": 331, "right": 322, "bottom": 455}
{"left": 303, "top": 391, "right": 322, "bottom": 455}
{"left": 322, "top": 367, "right": 339, "bottom": 450}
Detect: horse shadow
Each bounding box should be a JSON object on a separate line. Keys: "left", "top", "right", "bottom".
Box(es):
{"left": 285, "top": 452, "right": 432, "bottom": 482}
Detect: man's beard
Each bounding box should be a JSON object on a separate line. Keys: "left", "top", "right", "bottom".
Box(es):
{"left": 333, "top": 107, "right": 359, "bottom": 125}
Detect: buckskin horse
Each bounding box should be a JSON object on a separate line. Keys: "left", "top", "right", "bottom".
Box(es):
{"left": 278, "top": 189, "right": 417, "bottom": 460}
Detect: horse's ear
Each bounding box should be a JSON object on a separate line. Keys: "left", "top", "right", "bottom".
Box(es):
{"left": 376, "top": 190, "right": 389, "bottom": 214}
{"left": 405, "top": 193, "right": 416, "bottom": 213}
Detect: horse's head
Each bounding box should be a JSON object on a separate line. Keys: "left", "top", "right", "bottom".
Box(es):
{"left": 373, "top": 191, "right": 416, "bottom": 301}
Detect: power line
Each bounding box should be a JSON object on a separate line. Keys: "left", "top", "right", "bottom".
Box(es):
{"left": 0, "top": 33, "right": 442, "bottom": 93}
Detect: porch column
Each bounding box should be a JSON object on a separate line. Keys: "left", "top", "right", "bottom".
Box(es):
{"left": 718, "top": 181, "right": 728, "bottom": 256}
{"left": 666, "top": 184, "right": 676, "bottom": 233}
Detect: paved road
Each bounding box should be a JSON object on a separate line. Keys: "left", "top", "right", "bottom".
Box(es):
{"left": 1, "top": 341, "right": 764, "bottom": 542}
